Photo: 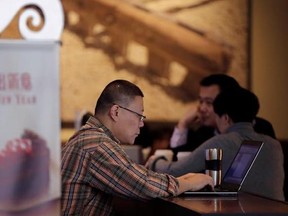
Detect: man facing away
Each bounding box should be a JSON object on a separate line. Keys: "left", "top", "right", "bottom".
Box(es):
{"left": 147, "top": 87, "right": 284, "bottom": 201}
{"left": 61, "top": 80, "right": 213, "bottom": 215}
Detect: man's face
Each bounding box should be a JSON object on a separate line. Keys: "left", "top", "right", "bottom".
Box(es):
{"left": 198, "top": 85, "right": 220, "bottom": 128}
{"left": 116, "top": 96, "right": 145, "bottom": 144}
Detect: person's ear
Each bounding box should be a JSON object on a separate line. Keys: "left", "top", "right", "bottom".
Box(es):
{"left": 110, "top": 104, "right": 119, "bottom": 121}
{"left": 224, "top": 114, "right": 233, "bottom": 125}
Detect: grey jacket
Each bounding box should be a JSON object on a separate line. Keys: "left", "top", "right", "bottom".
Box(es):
{"left": 153, "top": 122, "right": 285, "bottom": 201}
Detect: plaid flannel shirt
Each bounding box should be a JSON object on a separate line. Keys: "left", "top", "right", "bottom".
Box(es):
{"left": 61, "top": 116, "right": 179, "bottom": 216}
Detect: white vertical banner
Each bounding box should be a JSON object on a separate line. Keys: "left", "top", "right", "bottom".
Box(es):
{"left": 0, "top": 40, "right": 61, "bottom": 214}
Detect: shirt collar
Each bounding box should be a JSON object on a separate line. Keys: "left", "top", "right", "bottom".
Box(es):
{"left": 85, "top": 116, "right": 121, "bottom": 144}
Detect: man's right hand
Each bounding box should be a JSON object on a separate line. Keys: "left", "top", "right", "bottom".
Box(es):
{"left": 177, "top": 104, "right": 202, "bottom": 130}
{"left": 176, "top": 173, "right": 214, "bottom": 195}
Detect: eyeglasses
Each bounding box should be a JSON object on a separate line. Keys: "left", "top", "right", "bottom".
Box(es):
{"left": 115, "top": 104, "right": 146, "bottom": 121}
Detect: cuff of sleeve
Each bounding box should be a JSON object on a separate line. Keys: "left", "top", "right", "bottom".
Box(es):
{"left": 174, "top": 127, "right": 188, "bottom": 134}
{"left": 151, "top": 156, "right": 167, "bottom": 171}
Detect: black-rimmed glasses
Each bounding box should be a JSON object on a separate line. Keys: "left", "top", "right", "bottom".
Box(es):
{"left": 115, "top": 104, "right": 146, "bottom": 121}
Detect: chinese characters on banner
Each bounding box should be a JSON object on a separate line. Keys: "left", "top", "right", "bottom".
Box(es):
{"left": 0, "top": 72, "right": 35, "bottom": 104}
{"left": 0, "top": 41, "right": 61, "bottom": 215}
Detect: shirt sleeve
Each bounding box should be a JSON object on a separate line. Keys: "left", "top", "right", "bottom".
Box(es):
{"left": 155, "top": 132, "right": 248, "bottom": 178}
{"left": 153, "top": 145, "right": 206, "bottom": 177}
{"left": 88, "top": 141, "right": 179, "bottom": 200}
{"left": 170, "top": 127, "right": 188, "bottom": 148}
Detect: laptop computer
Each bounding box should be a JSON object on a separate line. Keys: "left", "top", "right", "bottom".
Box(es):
{"left": 184, "top": 140, "right": 264, "bottom": 196}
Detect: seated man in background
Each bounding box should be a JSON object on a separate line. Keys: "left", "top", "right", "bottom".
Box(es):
{"left": 170, "top": 74, "right": 276, "bottom": 156}
{"left": 147, "top": 87, "right": 284, "bottom": 201}
{"left": 74, "top": 110, "right": 93, "bottom": 130}
{"left": 61, "top": 79, "right": 213, "bottom": 215}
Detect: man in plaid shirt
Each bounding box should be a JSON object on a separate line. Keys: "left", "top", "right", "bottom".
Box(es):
{"left": 61, "top": 79, "right": 213, "bottom": 215}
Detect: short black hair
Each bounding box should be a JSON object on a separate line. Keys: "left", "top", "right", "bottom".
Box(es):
{"left": 213, "top": 87, "right": 259, "bottom": 123}
{"left": 95, "top": 80, "right": 144, "bottom": 115}
{"left": 200, "top": 74, "right": 240, "bottom": 93}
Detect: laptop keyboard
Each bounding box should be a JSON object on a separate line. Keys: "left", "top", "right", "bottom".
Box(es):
{"left": 217, "top": 183, "right": 238, "bottom": 192}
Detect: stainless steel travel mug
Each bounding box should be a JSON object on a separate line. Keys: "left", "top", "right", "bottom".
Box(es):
{"left": 205, "top": 148, "right": 223, "bottom": 186}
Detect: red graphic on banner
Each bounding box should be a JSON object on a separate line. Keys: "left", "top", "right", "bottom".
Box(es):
{"left": 0, "top": 130, "right": 50, "bottom": 203}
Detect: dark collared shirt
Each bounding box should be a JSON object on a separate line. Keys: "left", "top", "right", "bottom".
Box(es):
{"left": 61, "top": 116, "right": 179, "bottom": 216}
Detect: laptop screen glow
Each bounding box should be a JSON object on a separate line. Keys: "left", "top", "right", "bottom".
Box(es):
{"left": 223, "top": 141, "right": 263, "bottom": 185}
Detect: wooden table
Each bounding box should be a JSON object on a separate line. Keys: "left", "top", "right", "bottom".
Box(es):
{"left": 114, "top": 192, "right": 288, "bottom": 216}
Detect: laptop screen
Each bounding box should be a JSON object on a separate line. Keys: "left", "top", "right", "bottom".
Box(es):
{"left": 223, "top": 140, "right": 264, "bottom": 185}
